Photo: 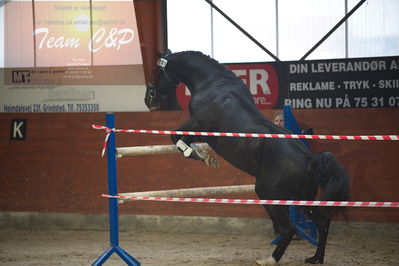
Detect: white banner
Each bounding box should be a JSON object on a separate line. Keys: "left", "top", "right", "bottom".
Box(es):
{"left": 1, "top": 0, "right": 147, "bottom": 112}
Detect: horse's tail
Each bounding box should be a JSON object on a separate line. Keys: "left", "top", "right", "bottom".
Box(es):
{"left": 312, "top": 151, "right": 351, "bottom": 215}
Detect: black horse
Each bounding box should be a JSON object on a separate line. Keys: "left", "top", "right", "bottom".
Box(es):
{"left": 145, "top": 50, "right": 350, "bottom": 265}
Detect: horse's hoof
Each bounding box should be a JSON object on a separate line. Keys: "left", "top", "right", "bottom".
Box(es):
{"left": 305, "top": 256, "right": 324, "bottom": 264}
{"left": 255, "top": 257, "right": 276, "bottom": 265}
{"left": 190, "top": 143, "right": 208, "bottom": 160}
{"left": 189, "top": 143, "right": 219, "bottom": 168}
{"left": 204, "top": 154, "right": 220, "bottom": 168}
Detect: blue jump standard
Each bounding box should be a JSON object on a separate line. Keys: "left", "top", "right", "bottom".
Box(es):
{"left": 271, "top": 106, "right": 318, "bottom": 246}
{"left": 93, "top": 113, "right": 140, "bottom": 266}
{"left": 270, "top": 206, "right": 318, "bottom": 246}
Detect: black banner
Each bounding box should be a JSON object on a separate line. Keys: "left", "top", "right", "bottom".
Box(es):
{"left": 166, "top": 55, "right": 399, "bottom": 110}
{"left": 280, "top": 56, "right": 399, "bottom": 109}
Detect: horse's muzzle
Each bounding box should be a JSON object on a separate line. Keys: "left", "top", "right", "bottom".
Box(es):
{"left": 145, "top": 84, "right": 160, "bottom": 110}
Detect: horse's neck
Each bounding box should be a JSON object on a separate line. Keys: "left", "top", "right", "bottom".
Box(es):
{"left": 171, "top": 53, "right": 218, "bottom": 89}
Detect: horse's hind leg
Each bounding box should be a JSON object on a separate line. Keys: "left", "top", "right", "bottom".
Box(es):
{"left": 257, "top": 205, "right": 295, "bottom": 265}
{"left": 303, "top": 207, "right": 331, "bottom": 264}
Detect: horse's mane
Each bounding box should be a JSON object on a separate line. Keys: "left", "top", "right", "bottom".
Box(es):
{"left": 174, "top": 50, "right": 233, "bottom": 74}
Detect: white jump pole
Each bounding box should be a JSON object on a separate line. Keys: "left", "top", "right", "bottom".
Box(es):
{"left": 116, "top": 143, "right": 211, "bottom": 158}
{"left": 116, "top": 144, "right": 253, "bottom": 202}
{"left": 119, "top": 184, "right": 255, "bottom": 202}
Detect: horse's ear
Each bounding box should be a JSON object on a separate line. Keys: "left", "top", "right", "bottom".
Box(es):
{"left": 156, "top": 49, "right": 172, "bottom": 59}
{"left": 161, "top": 49, "right": 172, "bottom": 58}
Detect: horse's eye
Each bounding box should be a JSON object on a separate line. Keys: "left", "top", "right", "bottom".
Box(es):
{"left": 149, "top": 90, "right": 157, "bottom": 98}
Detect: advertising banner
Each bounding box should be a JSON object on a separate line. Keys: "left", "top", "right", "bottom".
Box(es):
{"left": 174, "top": 56, "right": 399, "bottom": 110}
{"left": 282, "top": 56, "right": 399, "bottom": 109}
{"left": 1, "top": 0, "right": 147, "bottom": 112}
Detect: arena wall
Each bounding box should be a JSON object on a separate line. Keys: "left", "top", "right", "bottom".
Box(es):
{"left": 0, "top": 109, "right": 398, "bottom": 224}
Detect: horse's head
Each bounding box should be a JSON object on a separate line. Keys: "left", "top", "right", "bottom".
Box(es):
{"left": 145, "top": 49, "right": 179, "bottom": 110}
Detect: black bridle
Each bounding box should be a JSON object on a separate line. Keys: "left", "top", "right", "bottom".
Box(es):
{"left": 147, "top": 56, "right": 179, "bottom": 103}
{"left": 158, "top": 58, "right": 179, "bottom": 87}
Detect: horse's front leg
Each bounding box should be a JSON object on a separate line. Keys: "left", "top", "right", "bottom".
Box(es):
{"left": 171, "top": 118, "right": 219, "bottom": 168}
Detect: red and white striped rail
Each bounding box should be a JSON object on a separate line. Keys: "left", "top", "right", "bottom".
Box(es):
{"left": 94, "top": 125, "right": 399, "bottom": 208}
{"left": 102, "top": 194, "right": 399, "bottom": 208}
{"left": 92, "top": 125, "right": 399, "bottom": 141}
{"left": 92, "top": 125, "right": 399, "bottom": 156}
